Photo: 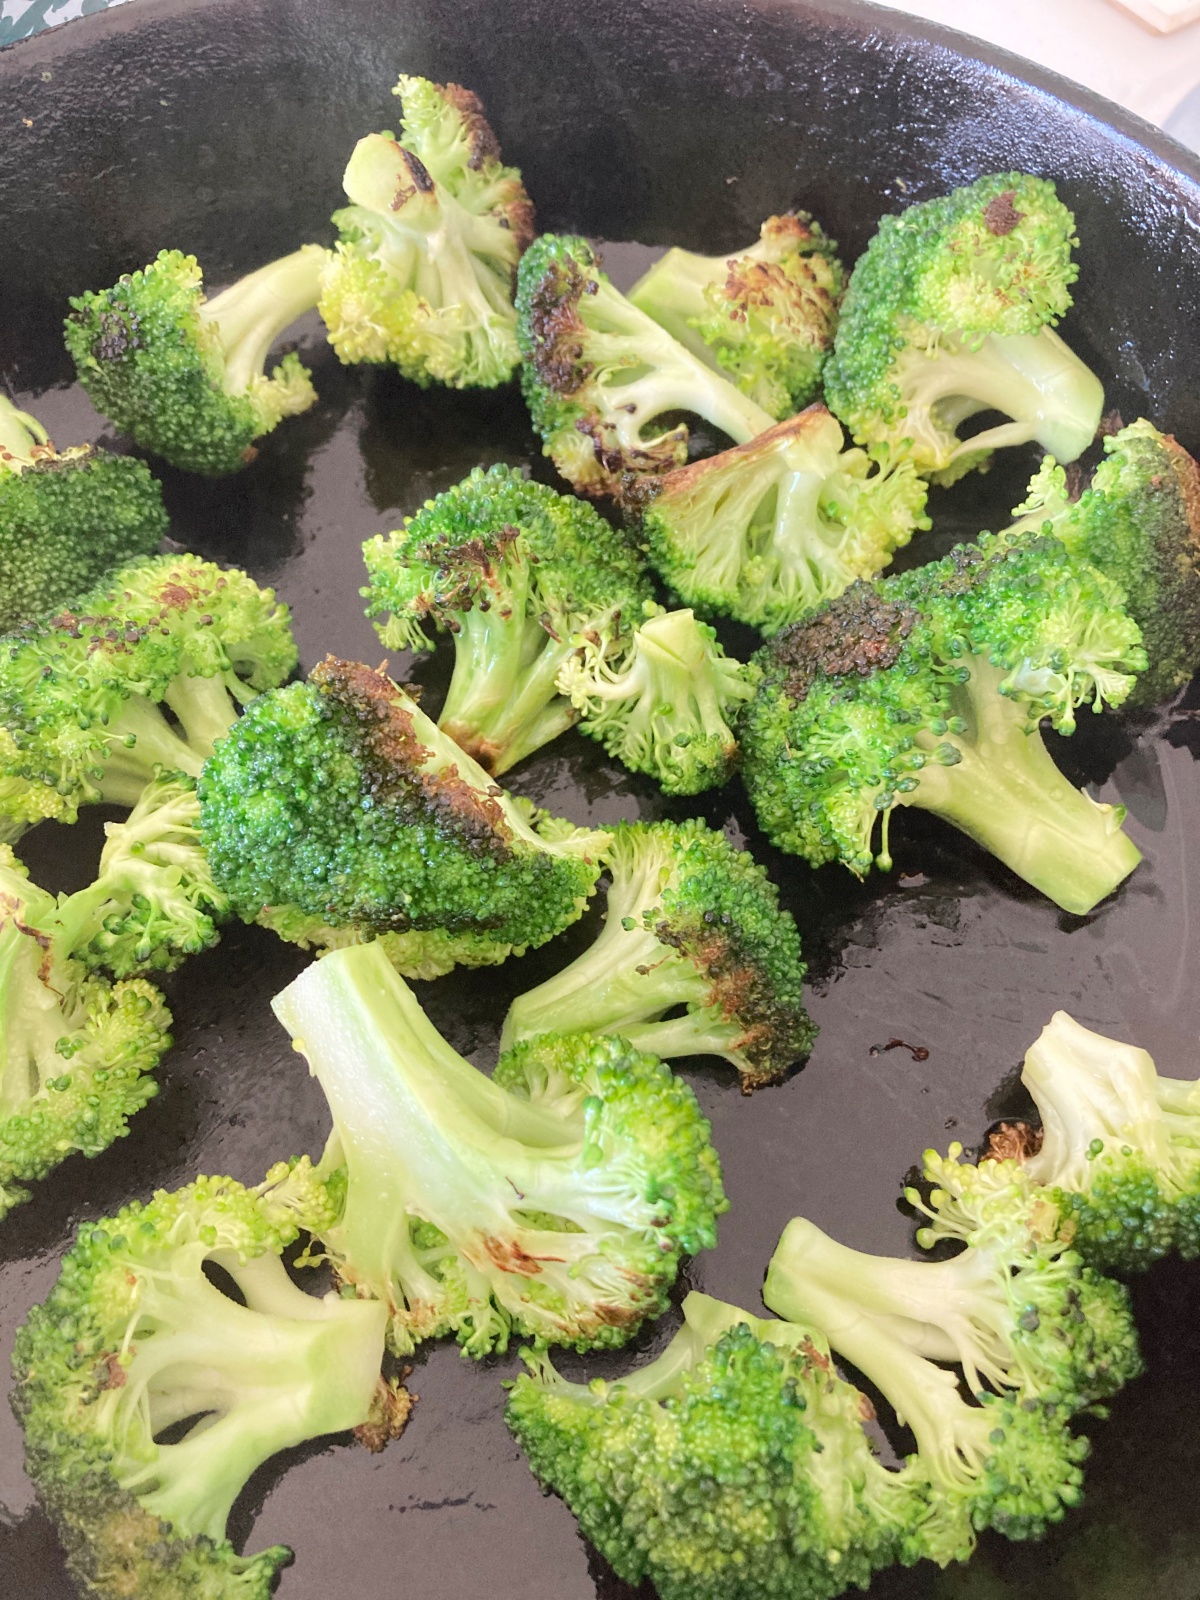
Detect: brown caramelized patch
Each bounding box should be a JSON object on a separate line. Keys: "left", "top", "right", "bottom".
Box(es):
{"left": 982, "top": 190, "right": 1026, "bottom": 236}
{"left": 772, "top": 584, "right": 916, "bottom": 705}
{"left": 440, "top": 82, "right": 502, "bottom": 169}
{"left": 760, "top": 211, "right": 821, "bottom": 249}
{"left": 648, "top": 407, "right": 831, "bottom": 510}
{"left": 1163, "top": 432, "right": 1200, "bottom": 553}
{"left": 525, "top": 253, "right": 591, "bottom": 397}
{"left": 480, "top": 1234, "right": 571, "bottom": 1275}
{"left": 985, "top": 1121, "right": 1044, "bottom": 1163}
{"left": 94, "top": 1352, "right": 127, "bottom": 1391}
{"left": 354, "top": 1374, "right": 415, "bottom": 1453}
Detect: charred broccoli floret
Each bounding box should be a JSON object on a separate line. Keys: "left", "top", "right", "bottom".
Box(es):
{"left": 824, "top": 174, "right": 1104, "bottom": 485}
{"left": 500, "top": 819, "right": 815, "bottom": 1090}
{"left": 197, "top": 656, "right": 608, "bottom": 975}
{"left": 265, "top": 942, "right": 726, "bottom": 1355}
{"left": 516, "top": 234, "right": 776, "bottom": 496}
{"left": 0, "top": 395, "right": 167, "bottom": 631}
{"left": 362, "top": 463, "right": 651, "bottom": 774}
{"left": 635, "top": 406, "right": 930, "bottom": 634}
{"left": 628, "top": 213, "right": 845, "bottom": 419}
{"left": 65, "top": 244, "right": 328, "bottom": 475}
{"left": 740, "top": 532, "right": 1145, "bottom": 914}
{"left": 319, "top": 76, "right": 535, "bottom": 387}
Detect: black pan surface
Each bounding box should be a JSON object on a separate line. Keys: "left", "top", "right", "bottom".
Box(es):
{"left": 3, "top": 2, "right": 1200, "bottom": 1595}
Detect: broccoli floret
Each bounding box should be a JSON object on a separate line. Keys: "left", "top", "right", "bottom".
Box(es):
{"left": 628, "top": 213, "right": 844, "bottom": 419}
{"left": 265, "top": 942, "right": 726, "bottom": 1355}
{"left": 740, "top": 532, "right": 1145, "bottom": 914}
{"left": 516, "top": 234, "right": 777, "bottom": 496}
{"left": 1006, "top": 419, "right": 1200, "bottom": 707}
{"left": 362, "top": 463, "right": 651, "bottom": 774}
{"left": 500, "top": 819, "right": 815, "bottom": 1090}
{"left": 823, "top": 174, "right": 1104, "bottom": 486}
{"left": 0, "top": 395, "right": 167, "bottom": 631}
{"left": 198, "top": 656, "right": 609, "bottom": 970}
{"left": 13, "top": 1174, "right": 399, "bottom": 1599}
{"left": 65, "top": 244, "right": 328, "bottom": 476}
{"left": 635, "top": 406, "right": 930, "bottom": 634}
{"left": 508, "top": 1290, "right": 967, "bottom": 1600}
{"left": 0, "top": 845, "right": 171, "bottom": 1219}
{"left": 319, "top": 76, "right": 534, "bottom": 387}
{"left": 53, "top": 770, "right": 229, "bottom": 976}
{"left": 764, "top": 1209, "right": 1139, "bottom": 1543}
{"left": 0, "top": 552, "right": 296, "bottom": 843}
{"left": 557, "top": 603, "right": 759, "bottom": 793}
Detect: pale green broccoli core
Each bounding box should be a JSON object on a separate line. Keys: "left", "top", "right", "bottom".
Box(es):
{"left": 200, "top": 246, "right": 327, "bottom": 398}
{"left": 628, "top": 249, "right": 738, "bottom": 366}
{"left": 93, "top": 668, "right": 255, "bottom": 808}
{"left": 0, "top": 398, "right": 48, "bottom": 468}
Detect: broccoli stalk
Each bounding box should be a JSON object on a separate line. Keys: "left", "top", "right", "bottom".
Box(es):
{"left": 266, "top": 941, "right": 726, "bottom": 1356}
{"left": 627, "top": 213, "right": 845, "bottom": 418}
{"left": 362, "top": 464, "right": 652, "bottom": 775}
{"left": 65, "top": 244, "right": 328, "bottom": 476}
{"left": 517, "top": 234, "right": 777, "bottom": 497}
{"left": 635, "top": 405, "right": 930, "bottom": 634}
{"left": 500, "top": 819, "right": 816, "bottom": 1090}
{"left": 13, "top": 1176, "right": 400, "bottom": 1599}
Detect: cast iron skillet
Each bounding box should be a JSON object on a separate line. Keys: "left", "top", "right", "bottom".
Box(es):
{"left": 4, "top": 2, "right": 1200, "bottom": 1595}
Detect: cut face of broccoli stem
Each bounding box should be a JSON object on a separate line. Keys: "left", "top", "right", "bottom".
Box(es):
{"left": 0, "top": 400, "right": 48, "bottom": 464}
{"left": 201, "top": 247, "right": 327, "bottom": 397}
{"left": 896, "top": 658, "right": 1140, "bottom": 915}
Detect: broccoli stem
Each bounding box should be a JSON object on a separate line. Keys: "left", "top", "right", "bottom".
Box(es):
{"left": 202, "top": 246, "right": 326, "bottom": 395}
{"left": 0, "top": 930, "right": 75, "bottom": 1113}
{"left": 0, "top": 397, "right": 47, "bottom": 466}
{"left": 98, "top": 698, "right": 207, "bottom": 804}
{"left": 163, "top": 669, "right": 247, "bottom": 757}
{"left": 628, "top": 249, "right": 728, "bottom": 367}
{"left": 898, "top": 659, "right": 1140, "bottom": 915}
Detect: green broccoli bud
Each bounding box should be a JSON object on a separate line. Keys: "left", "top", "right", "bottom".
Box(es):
{"left": 0, "top": 845, "right": 171, "bottom": 1219}
{"left": 13, "top": 1174, "right": 395, "bottom": 1599}
{"left": 628, "top": 212, "right": 845, "bottom": 419}
{"left": 266, "top": 942, "right": 726, "bottom": 1355}
{"left": 1006, "top": 419, "right": 1200, "bottom": 707}
{"left": 362, "top": 463, "right": 651, "bottom": 774}
{"left": 824, "top": 174, "right": 1104, "bottom": 485}
{"left": 635, "top": 405, "right": 930, "bottom": 634}
{"left": 740, "top": 532, "right": 1146, "bottom": 914}
{"left": 0, "top": 552, "right": 297, "bottom": 843}
{"left": 65, "top": 244, "right": 328, "bottom": 476}
{"left": 0, "top": 396, "right": 167, "bottom": 631}
{"left": 516, "top": 234, "right": 777, "bottom": 497}
{"left": 319, "top": 77, "right": 534, "bottom": 388}
{"left": 198, "top": 656, "right": 608, "bottom": 966}
{"left": 501, "top": 818, "right": 815, "bottom": 1090}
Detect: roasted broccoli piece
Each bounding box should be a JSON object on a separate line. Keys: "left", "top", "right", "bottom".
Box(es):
{"left": 507, "top": 1290, "right": 960, "bottom": 1600}
{"left": 1005, "top": 419, "right": 1200, "bottom": 707}
{"left": 0, "top": 552, "right": 296, "bottom": 843}
{"left": 13, "top": 1174, "right": 401, "bottom": 1600}
{"left": 0, "top": 395, "right": 167, "bottom": 631}
{"left": 627, "top": 213, "right": 844, "bottom": 419}
{"left": 265, "top": 942, "right": 726, "bottom": 1356}
{"left": 912, "top": 1011, "right": 1200, "bottom": 1275}
{"left": 500, "top": 819, "right": 815, "bottom": 1090}
{"left": 764, "top": 1206, "right": 1140, "bottom": 1543}
{"left": 0, "top": 845, "right": 171, "bottom": 1219}
{"left": 65, "top": 244, "right": 328, "bottom": 475}
{"left": 319, "top": 76, "right": 534, "bottom": 387}
{"left": 198, "top": 655, "right": 609, "bottom": 974}
{"left": 516, "top": 233, "right": 777, "bottom": 496}
{"left": 362, "top": 463, "right": 651, "bottom": 774}
{"left": 823, "top": 174, "right": 1104, "bottom": 485}
{"left": 634, "top": 406, "right": 930, "bottom": 634}
{"left": 740, "top": 532, "right": 1145, "bottom": 914}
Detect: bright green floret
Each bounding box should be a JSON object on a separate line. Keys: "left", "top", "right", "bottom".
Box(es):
{"left": 764, "top": 1208, "right": 1139, "bottom": 1545}
{"left": 558, "top": 603, "right": 760, "bottom": 794}
{"left": 636, "top": 405, "right": 930, "bottom": 634}
{"left": 628, "top": 212, "right": 845, "bottom": 419}
{"left": 319, "top": 75, "right": 534, "bottom": 387}
{"left": 507, "top": 1290, "right": 964, "bottom": 1600}
{"left": 197, "top": 656, "right": 608, "bottom": 974}
{"left": 1005, "top": 419, "right": 1200, "bottom": 707}
{"left": 0, "top": 396, "right": 167, "bottom": 631}
{"left": 264, "top": 942, "right": 726, "bottom": 1356}
{"left": 501, "top": 818, "right": 815, "bottom": 1090}
{"left": 0, "top": 552, "right": 297, "bottom": 844}
{"left": 0, "top": 845, "right": 171, "bottom": 1219}
{"left": 12, "top": 1174, "right": 391, "bottom": 1599}
{"left": 65, "top": 244, "right": 328, "bottom": 475}
{"left": 740, "top": 531, "right": 1145, "bottom": 914}
{"left": 516, "top": 233, "right": 777, "bottom": 497}
{"left": 824, "top": 174, "right": 1104, "bottom": 485}
{"left": 362, "top": 463, "right": 651, "bottom": 775}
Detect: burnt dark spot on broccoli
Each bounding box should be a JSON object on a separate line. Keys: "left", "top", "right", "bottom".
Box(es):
{"left": 982, "top": 190, "right": 1026, "bottom": 236}
{"left": 773, "top": 585, "right": 916, "bottom": 703}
